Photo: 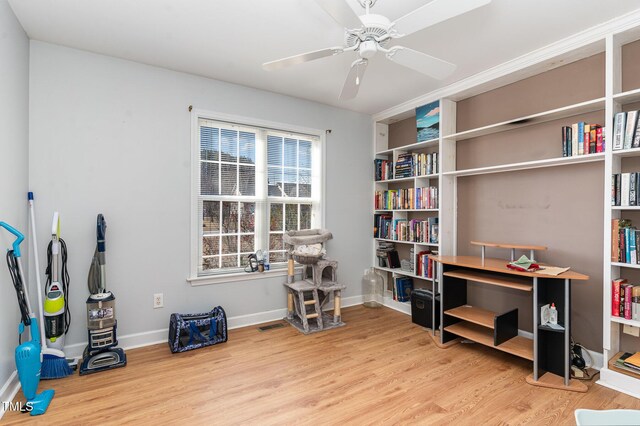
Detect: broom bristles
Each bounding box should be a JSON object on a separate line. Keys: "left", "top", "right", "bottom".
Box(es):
{"left": 41, "top": 353, "right": 73, "bottom": 379}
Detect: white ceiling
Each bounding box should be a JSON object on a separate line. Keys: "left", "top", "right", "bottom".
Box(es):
{"left": 9, "top": 0, "right": 640, "bottom": 115}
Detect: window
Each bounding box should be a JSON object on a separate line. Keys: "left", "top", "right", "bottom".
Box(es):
{"left": 191, "top": 113, "right": 322, "bottom": 279}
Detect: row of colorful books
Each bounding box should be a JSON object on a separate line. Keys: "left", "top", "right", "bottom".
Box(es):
{"left": 614, "top": 352, "right": 640, "bottom": 377}
{"left": 612, "top": 278, "right": 640, "bottom": 320}
{"left": 395, "top": 153, "right": 415, "bottom": 178}
{"left": 390, "top": 217, "right": 439, "bottom": 244}
{"left": 611, "top": 219, "right": 638, "bottom": 264}
{"left": 416, "top": 250, "right": 435, "bottom": 279}
{"left": 613, "top": 110, "right": 640, "bottom": 151}
{"left": 374, "top": 187, "right": 438, "bottom": 210}
{"left": 411, "top": 152, "right": 438, "bottom": 177}
{"left": 561, "top": 122, "right": 604, "bottom": 157}
{"left": 393, "top": 277, "right": 414, "bottom": 302}
{"left": 374, "top": 159, "right": 393, "bottom": 181}
{"left": 611, "top": 172, "right": 640, "bottom": 206}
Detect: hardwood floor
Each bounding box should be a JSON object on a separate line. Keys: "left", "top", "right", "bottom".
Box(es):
{"left": 3, "top": 305, "right": 640, "bottom": 425}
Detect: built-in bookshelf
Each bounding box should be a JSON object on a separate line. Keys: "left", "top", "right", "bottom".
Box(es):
{"left": 372, "top": 21, "right": 640, "bottom": 399}
{"left": 600, "top": 34, "right": 640, "bottom": 398}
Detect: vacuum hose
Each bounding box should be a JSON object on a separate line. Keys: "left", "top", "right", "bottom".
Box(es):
{"left": 6, "top": 250, "right": 31, "bottom": 327}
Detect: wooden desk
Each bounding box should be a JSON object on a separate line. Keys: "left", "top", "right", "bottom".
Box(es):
{"left": 429, "top": 255, "right": 589, "bottom": 392}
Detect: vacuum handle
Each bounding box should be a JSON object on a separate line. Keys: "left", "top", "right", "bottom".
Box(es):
{"left": 0, "top": 222, "right": 24, "bottom": 257}
{"left": 97, "top": 214, "right": 107, "bottom": 254}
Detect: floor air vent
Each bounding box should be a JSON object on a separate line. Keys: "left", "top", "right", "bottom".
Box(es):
{"left": 258, "top": 323, "right": 286, "bottom": 332}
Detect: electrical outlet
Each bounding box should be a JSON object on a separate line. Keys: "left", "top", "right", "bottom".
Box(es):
{"left": 153, "top": 293, "right": 164, "bottom": 309}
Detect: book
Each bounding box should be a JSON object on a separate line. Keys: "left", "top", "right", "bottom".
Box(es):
{"left": 622, "top": 173, "right": 631, "bottom": 206}
{"left": 589, "top": 125, "right": 597, "bottom": 153}
{"left": 631, "top": 172, "right": 637, "bottom": 206}
{"left": 625, "top": 111, "right": 639, "bottom": 150}
{"left": 617, "top": 174, "right": 622, "bottom": 206}
{"left": 623, "top": 352, "right": 640, "bottom": 369}
{"left": 634, "top": 113, "right": 640, "bottom": 148}
{"left": 613, "top": 112, "right": 627, "bottom": 151}
{"left": 630, "top": 227, "right": 637, "bottom": 265}
{"left": 633, "top": 286, "right": 640, "bottom": 320}
{"left": 596, "top": 126, "right": 604, "bottom": 153}
{"left": 584, "top": 123, "right": 590, "bottom": 155}
{"left": 572, "top": 122, "right": 579, "bottom": 156}
{"left": 561, "top": 126, "right": 570, "bottom": 157}
{"left": 612, "top": 219, "right": 620, "bottom": 261}
{"left": 625, "top": 284, "right": 633, "bottom": 319}
{"left": 612, "top": 278, "right": 626, "bottom": 316}
{"left": 578, "top": 122, "right": 585, "bottom": 155}
{"left": 612, "top": 174, "right": 618, "bottom": 206}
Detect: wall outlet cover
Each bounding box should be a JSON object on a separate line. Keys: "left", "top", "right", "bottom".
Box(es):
{"left": 623, "top": 324, "right": 640, "bottom": 337}
{"left": 153, "top": 293, "right": 164, "bottom": 309}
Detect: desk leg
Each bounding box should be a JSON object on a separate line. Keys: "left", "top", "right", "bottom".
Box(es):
{"left": 438, "top": 261, "right": 443, "bottom": 345}
{"left": 564, "top": 278, "right": 570, "bottom": 387}
{"left": 533, "top": 277, "right": 538, "bottom": 381}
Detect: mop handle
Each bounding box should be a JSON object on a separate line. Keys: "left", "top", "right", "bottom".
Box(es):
{"left": 0, "top": 221, "right": 24, "bottom": 258}
{"left": 27, "top": 193, "right": 48, "bottom": 346}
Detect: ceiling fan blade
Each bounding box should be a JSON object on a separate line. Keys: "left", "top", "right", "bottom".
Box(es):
{"left": 263, "top": 47, "right": 344, "bottom": 71}
{"left": 386, "top": 47, "right": 456, "bottom": 80}
{"left": 393, "top": 0, "right": 491, "bottom": 37}
{"left": 314, "top": 0, "right": 363, "bottom": 29}
{"left": 340, "top": 59, "right": 368, "bottom": 100}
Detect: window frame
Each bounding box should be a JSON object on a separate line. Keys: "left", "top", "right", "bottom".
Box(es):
{"left": 188, "top": 109, "right": 326, "bottom": 285}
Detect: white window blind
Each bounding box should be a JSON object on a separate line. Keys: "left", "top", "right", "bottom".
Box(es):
{"left": 194, "top": 116, "right": 322, "bottom": 277}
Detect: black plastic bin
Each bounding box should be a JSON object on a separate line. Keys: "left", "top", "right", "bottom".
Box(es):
{"left": 411, "top": 289, "right": 440, "bottom": 329}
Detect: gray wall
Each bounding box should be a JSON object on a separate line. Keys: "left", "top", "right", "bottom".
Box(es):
{"left": 0, "top": 0, "right": 29, "bottom": 393}
{"left": 28, "top": 41, "right": 372, "bottom": 347}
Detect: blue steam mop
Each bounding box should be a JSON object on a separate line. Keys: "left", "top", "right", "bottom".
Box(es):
{"left": 1, "top": 222, "right": 54, "bottom": 416}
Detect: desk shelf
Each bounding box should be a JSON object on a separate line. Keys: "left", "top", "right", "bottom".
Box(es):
{"left": 443, "top": 270, "right": 532, "bottom": 292}
{"left": 445, "top": 305, "right": 495, "bottom": 329}
{"left": 444, "top": 322, "right": 534, "bottom": 361}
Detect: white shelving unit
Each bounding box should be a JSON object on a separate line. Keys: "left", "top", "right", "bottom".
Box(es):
{"left": 599, "top": 33, "right": 640, "bottom": 399}
{"left": 372, "top": 21, "right": 640, "bottom": 400}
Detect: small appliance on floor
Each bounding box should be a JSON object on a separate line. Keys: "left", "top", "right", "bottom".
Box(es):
{"left": 79, "top": 214, "right": 126, "bottom": 375}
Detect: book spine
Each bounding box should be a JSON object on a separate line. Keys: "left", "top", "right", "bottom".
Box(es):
{"left": 631, "top": 173, "right": 637, "bottom": 207}
{"left": 625, "top": 111, "right": 639, "bottom": 150}
{"left": 631, "top": 228, "right": 637, "bottom": 264}
{"left": 590, "top": 126, "right": 597, "bottom": 153}
{"left": 597, "top": 126, "right": 604, "bottom": 153}
{"left": 614, "top": 112, "right": 626, "bottom": 151}
{"left": 620, "top": 284, "right": 627, "bottom": 317}
{"left": 617, "top": 174, "right": 622, "bottom": 207}
{"left": 612, "top": 219, "right": 620, "bottom": 262}
{"left": 625, "top": 284, "right": 633, "bottom": 319}
{"left": 572, "top": 123, "right": 579, "bottom": 156}
{"left": 633, "top": 286, "right": 640, "bottom": 320}
{"left": 562, "top": 126, "right": 569, "bottom": 157}
{"left": 584, "top": 123, "right": 590, "bottom": 155}
{"left": 622, "top": 173, "right": 631, "bottom": 206}
{"left": 613, "top": 280, "right": 621, "bottom": 317}
{"left": 578, "top": 122, "right": 585, "bottom": 155}
{"left": 626, "top": 227, "right": 632, "bottom": 263}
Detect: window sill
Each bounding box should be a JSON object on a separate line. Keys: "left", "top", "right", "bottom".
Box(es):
{"left": 187, "top": 266, "right": 303, "bottom": 286}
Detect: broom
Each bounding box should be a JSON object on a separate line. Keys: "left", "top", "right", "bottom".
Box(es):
{"left": 28, "top": 192, "right": 73, "bottom": 379}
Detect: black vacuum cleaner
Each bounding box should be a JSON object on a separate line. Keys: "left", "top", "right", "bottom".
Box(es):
{"left": 79, "top": 214, "right": 126, "bottom": 375}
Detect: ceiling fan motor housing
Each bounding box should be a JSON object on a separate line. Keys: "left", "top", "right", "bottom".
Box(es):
{"left": 345, "top": 13, "right": 392, "bottom": 54}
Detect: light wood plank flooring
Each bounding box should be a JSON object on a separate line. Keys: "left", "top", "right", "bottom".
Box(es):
{"left": 3, "top": 305, "right": 640, "bottom": 425}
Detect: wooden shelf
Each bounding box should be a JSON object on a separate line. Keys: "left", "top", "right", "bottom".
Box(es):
{"left": 374, "top": 238, "right": 438, "bottom": 247}
{"left": 612, "top": 206, "right": 640, "bottom": 210}
{"left": 441, "top": 153, "right": 604, "bottom": 177}
{"left": 612, "top": 147, "right": 640, "bottom": 158}
{"left": 374, "top": 265, "right": 436, "bottom": 282}
{"left": 445, "top": 305, "right": 495, "bottom": 329}
{"left": 375, "top": 137, "right": 439, "bottom": 156}
{"left": 608, "top": 351, "right": 640, "bottom": 380}
{"left": 470, "top": 241, "right": 547, "bottom": 251}
{"left": 444, "top": 321, "right": 534, "bottom": 361}
{"left": 443, "top": 269, "right": 532, "bottom": 291}
{"left": 375, "top": 176, "right": 415, "bottom": 183}
{"left": 613, "top": 88, "right": 640, "bottom": 105}
{"left": 611, "top": 261, "right": 640, "bottom": 269}
{"left": 611, "top": 316, "right": 640, "bottom": 328}
{"left": 442, "top": 97, "right": 605, "bottom": 141}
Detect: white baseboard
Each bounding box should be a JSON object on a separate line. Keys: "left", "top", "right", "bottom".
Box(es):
{"left": 0, "top": 371, "right": 20, "bottom": 420}
{"left": 63, "top": 295, "right": 364, "bottom": 358}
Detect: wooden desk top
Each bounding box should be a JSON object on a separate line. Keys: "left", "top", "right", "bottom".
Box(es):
{"left": 429, "top": 255, "right": 589, "bottom": 281}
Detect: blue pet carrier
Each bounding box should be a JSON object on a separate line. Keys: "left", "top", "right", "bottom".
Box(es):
{"left": 168, "top": 306, "right": 227, "bottom": 353}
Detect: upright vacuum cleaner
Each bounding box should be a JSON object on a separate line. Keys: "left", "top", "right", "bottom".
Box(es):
{"left": 79, "top": 214, "right": 126, "bottom": 375}
{"left": 0, "top": 222, "right": 54, "bottom": 415}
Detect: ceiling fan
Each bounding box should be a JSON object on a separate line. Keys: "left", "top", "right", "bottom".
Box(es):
{"left": 263, "top": 0, "right": 491, "bottom": 100}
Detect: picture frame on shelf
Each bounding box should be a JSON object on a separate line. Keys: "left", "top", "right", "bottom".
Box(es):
{"left": 416, "top": 100, "right": 440, "bottom": 142}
